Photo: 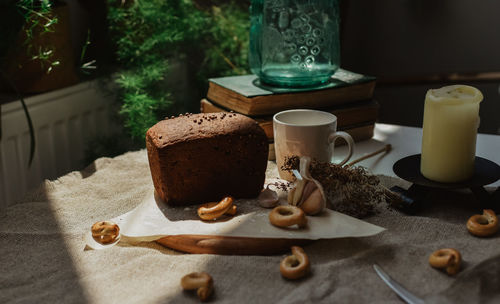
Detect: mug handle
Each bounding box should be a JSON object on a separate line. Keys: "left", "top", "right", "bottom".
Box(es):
{"left": 328, "top": 131, "right": 354, "bottom": 166}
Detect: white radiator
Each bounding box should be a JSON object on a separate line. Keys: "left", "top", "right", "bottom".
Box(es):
{"left": 0, "top": 81, "right": 114, "bottom": 209}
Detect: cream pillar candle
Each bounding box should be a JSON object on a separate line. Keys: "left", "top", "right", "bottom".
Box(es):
{"left": 420, "top": 85, "right": 483, "bottom": 183}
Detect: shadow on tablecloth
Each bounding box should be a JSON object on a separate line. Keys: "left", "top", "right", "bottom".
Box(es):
{"left": 1, "top": 150, "right": 499, "bottom": 303}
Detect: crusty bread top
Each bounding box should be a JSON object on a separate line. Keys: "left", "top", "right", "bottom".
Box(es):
{"left": 146, "top": 113, "right": 265, "bottom": 148}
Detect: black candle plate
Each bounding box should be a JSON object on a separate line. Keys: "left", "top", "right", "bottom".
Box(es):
{"left": 393, "top": 154, "right": 500, "bottom": 189}
{"left": 391, "top": 154, "right": 500, "bottom": 214}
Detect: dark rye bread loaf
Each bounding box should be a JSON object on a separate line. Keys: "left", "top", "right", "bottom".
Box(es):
{"left": 146, "top": 113, "right": 269, "bottom": 206}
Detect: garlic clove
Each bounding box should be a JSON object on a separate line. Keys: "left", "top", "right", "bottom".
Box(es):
{"left": 258, "top": 186, "right": 279, "bottom": 208}
{"left": 287, "top": 187, "right": 296, "bottom": 205}
{"left": 299, "top": 180, "right": 317, "bottom": 206}
{"left": 293, "top": 179, "right": 306, "bottom": 205}
{"left": 288, "top": 178, "right": 306, "bottom": 206}
{"left": 300, "top": 187, "right": 326, "bottom": 215}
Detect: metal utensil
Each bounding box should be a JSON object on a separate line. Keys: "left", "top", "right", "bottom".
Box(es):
{"left": 373, "top": 264, "right": 426, "bottom": 304}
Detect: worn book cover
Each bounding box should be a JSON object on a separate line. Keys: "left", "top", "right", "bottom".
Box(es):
{"left": 207, "top": 69, "right": 376, "bottom": 116}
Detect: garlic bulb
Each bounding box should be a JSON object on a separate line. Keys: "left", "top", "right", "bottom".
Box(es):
{"left": 287, "top": 156, "right": 326, "bottom": 215}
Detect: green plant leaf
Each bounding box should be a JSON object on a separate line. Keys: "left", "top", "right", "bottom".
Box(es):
{"left": 107, "top": 0, "right": 250, "bottom": 143}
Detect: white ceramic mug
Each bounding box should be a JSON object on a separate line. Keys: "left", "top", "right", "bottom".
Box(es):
{"left": 273, "top": 109, "right": 355, "bottom": 181}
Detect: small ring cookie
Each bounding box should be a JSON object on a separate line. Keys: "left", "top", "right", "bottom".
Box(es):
{"left": 269, "top": 205, "right": 307, "bottom": 228}
{"left": 467, "top": 209, "right": 498, "bottom": 237}
{"left": 429, "top": 248, "right": 461, "bottom": 275}
{"left": 91, "top": 221, "right": 120, "bottom": 244}
{"left": 197, "top": 196, "right": 235, "bottom": 220}
{"left": 280, "top": 246, "right": 310, "bottom": 279}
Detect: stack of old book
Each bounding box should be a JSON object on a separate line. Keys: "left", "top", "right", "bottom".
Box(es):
{"left": 200, "top": 69, "right": 378, "bottom": 160}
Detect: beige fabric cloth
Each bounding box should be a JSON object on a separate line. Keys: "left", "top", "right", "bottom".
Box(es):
{"left": 1, "top": 150, "right": 499, "bottom": 304}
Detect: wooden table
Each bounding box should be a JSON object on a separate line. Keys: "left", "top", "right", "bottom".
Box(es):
{"left": 335, "top": 123, "right": 500, "bottom": 214}
{"left": 335, "top": 123, "right": 500, "bottom": 188}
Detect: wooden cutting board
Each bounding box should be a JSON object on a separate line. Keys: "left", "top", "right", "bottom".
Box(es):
{"left": 156, "top": 235, "right": 311, "bottom": 255}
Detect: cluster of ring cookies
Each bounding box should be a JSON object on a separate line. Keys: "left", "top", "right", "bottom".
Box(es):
{"left": 429, "top": 209, "right": 498, "bottom": 276}
{"left": 180, "top": 246, "right": 310, "bottom": 301}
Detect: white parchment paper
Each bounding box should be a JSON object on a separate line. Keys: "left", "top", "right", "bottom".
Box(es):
{"left": 105, "top": 190, "right": 385, "bottom": 244}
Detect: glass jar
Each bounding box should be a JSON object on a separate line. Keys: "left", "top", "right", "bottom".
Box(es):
{"left": 249, "top": 0, "right": 340, "bottom": 87}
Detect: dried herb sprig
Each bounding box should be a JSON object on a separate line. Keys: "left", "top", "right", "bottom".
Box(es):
{"left": 282, "top": 156, "right": 387, "bottom": 218}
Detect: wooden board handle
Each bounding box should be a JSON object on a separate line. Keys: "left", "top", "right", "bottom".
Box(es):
{"left": 156, "top": 235, "right": 311, "bottom": 255}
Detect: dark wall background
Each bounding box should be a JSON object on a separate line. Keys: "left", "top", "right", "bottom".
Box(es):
{"left": 6, "top": 0, "right": 498, "bottom": 134}
{"left": 340, "top": 0, "right": 500, "bottom": 135}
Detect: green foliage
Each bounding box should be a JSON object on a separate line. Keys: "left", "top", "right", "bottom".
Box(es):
{"left": 16, "top": 0, "right": 61, "bottom": 73}
{"left": 0, "top": 0, "right": 59, "bottom": 69}
{"left": 107, "top": 0, "right": 250, "bottom": 142}
{"left": 200, "top": 4, "right": 250, "bottom": 77}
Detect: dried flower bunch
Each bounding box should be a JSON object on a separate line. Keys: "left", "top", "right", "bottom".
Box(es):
{"left": 281, "top": 156, "right": 387, "bottom": 218}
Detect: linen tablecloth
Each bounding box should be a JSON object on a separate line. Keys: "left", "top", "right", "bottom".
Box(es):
{"left": 1, "top": 150, "right": 499, "bottom": 303}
